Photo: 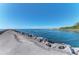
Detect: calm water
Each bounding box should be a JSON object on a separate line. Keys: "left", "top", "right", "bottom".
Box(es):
{"left": 17, "top": 29, "right": 79, "bottom": 47}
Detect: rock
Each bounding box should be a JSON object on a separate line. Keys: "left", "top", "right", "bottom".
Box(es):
{"left": 0, "top": 29, "right": 78, "bottom": 55}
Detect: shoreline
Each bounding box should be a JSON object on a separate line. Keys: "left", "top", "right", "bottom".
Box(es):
{"left": 0, "top": 29, "right": 79, "bottom": 55}
{"left": 57, "top": 29, "right": 79, "bottom": 33}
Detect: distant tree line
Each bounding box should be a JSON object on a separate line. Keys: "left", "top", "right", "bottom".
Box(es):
{"left": 60, "top": 22, "right": 79, "bottom": 29}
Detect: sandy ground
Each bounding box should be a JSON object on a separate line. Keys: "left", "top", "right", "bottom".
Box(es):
{"left": 0, "top": 30, "right": 79, "bottom": 55}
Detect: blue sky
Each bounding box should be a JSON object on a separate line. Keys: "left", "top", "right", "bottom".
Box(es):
{"left": 0, "top": 3, "right": 79, "bottom": 29}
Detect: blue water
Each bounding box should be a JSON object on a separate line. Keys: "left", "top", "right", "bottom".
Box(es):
{"left": 17, "top": 29, "right": 79, "bottom": 47}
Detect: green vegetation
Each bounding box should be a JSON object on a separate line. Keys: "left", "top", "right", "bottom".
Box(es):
{"left": 60, "top": 22, "right": 79, "bottom": 29}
